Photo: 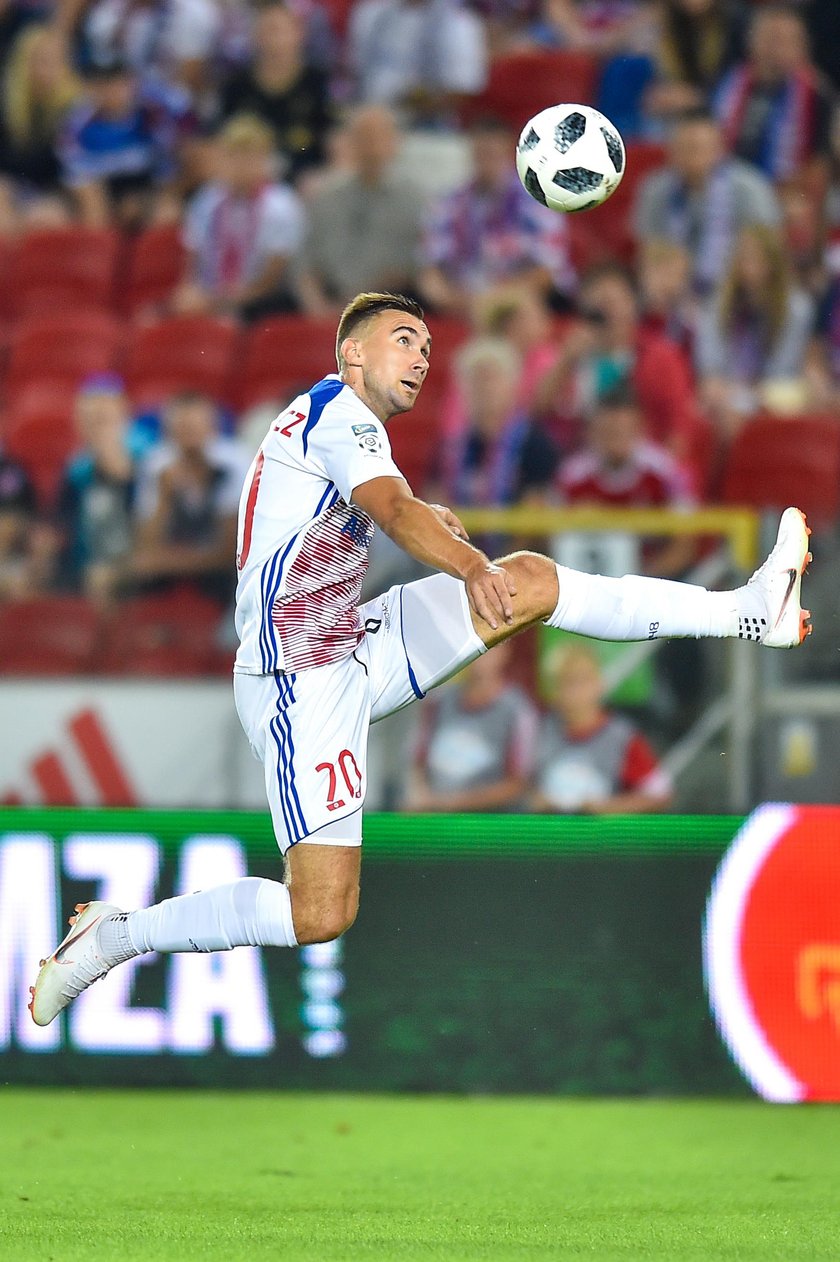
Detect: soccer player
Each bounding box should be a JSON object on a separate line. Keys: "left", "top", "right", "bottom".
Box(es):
{"left": 29, "top": 292, "right": 812, "bottom": 1025}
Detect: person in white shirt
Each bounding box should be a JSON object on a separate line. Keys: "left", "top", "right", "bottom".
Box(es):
{"left": 175, "top": 113, "right": 305, "bottom": 319}
{"left": 30, "top": 291, "right": 812, "bottom": 1029}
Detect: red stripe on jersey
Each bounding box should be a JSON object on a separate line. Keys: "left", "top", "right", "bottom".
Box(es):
{"left": 237, "top": 449, "right": 265, "bottom": 571}
{"left": 270, "top": 501, "right": 372, "bottom": 671}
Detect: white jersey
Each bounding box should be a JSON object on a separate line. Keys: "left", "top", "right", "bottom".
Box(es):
{"left": 234, "top": 374, "right": 404, "bottom": 675}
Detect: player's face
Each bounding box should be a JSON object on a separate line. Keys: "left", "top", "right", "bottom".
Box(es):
{"left": 353, "top": 313, "right": 431, "bottom": 420}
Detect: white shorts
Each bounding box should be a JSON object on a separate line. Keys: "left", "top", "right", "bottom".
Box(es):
{"left": 234, "top": 573, "right": 485, "bottom": 853}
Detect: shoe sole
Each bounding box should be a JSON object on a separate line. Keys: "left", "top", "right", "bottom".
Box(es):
{"left": 28, "top": 901, "right": 101, "bottom": 1027}
{"left": 766, "top": 507, "right": 812, "bottom": 648}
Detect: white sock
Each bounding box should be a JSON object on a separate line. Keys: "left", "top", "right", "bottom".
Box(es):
{"left": 546, "top": 565, "right": 767, "bottom": 642}
{"left": 99, "top": 878, "right": 298, "bottom": 958}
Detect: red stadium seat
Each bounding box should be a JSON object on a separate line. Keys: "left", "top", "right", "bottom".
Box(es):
{"left": 5, "top": 312, "right": 124, "bottom": 401}
{"left": 0, "top": 597, "right": 101, "bottom": 675}
{"left": 235, "top": 315, "right": 339, "bottom": 410}
{"left": 462, "top": 51, "right": 600, "bottom": 130}
{"left": 425, "top": 316, "right": 470, "bottom": 368}
{"left": 722, "top": 414, "right": 840, "bottom": 528}
{"left": 10, "top": 227, "right": 120, "bottom": 317}
{"left": 123, "top": 224, "right": 186, "bottom": 316}
{"left": 99, "top": 589, "right": 228, "bottom": 676}
{"left": 124, "top": 316, "right": 240, "bottom": 408}
{"left": 4, "top": 393, "right": 77, "bottom": 505}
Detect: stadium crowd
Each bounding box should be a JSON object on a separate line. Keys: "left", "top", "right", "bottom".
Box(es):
{"left": 0, "top": 0, "right": 837, "bottom": 803}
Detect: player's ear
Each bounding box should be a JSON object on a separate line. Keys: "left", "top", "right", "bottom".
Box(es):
{"left": 341, "top": 337, "right": 364, "bottom": 368}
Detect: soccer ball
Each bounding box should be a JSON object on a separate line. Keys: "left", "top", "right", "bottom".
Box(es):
{"left": 515, "top": 104, "right": 625, "bottom": 213}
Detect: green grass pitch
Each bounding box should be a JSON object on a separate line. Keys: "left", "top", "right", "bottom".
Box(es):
{"left": 3, "top": 1091, "right": 840, "bottom": 1260}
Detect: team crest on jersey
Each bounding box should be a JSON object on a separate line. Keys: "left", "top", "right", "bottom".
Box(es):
{"left": 351, "top": 422, "right": 382, "bottom": 454}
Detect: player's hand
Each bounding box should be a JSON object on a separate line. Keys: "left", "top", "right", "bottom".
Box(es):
{"left": 464, "top": 558, "right": 517, "bottom": 631}
{"left": 429, "top": 504, "right": 470, "bottom": 540}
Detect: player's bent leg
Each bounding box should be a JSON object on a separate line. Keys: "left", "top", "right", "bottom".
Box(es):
{"left": 285, "top": 843, "right": 360, "bottom": 945}
{"left": 470, "top": 551, "right": 559, "bottom": 648}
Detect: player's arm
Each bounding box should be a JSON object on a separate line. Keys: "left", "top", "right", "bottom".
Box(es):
{"left": 352, "top": 475, "right": 516, "bottom": 631}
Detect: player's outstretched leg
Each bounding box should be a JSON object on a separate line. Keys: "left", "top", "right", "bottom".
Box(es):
{"left": 476, "top": 507, "right": 812, "bottom": 651}
{"left": 30, "top": 847, "right": 359, "bottom": 1027}
{"left": 28, "top": 868, "right": 317, "bottom": 1027}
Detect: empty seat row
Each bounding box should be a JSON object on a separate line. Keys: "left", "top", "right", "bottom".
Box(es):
{"left": 0, "top": 225, "right": 185, "bottom": 322}
{"left": 0, "top": 590, "right": 233, "bottom": 677}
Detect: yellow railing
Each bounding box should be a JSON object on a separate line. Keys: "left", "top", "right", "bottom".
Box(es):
{"left": 455, "top": 506, "right": 760, "bottom": 571}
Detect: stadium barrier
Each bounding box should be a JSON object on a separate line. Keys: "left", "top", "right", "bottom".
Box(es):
{"left": 7, "top": 804, "right": 835, "bottom": 1097}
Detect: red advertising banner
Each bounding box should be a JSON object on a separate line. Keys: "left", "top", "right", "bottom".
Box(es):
{"left": 705, "top": 804, "right": 840, "bottom": 1101}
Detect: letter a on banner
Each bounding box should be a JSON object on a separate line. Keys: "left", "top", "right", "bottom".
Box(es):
{"left": 167, "top": 839, "right": 274, "bottom": 1055}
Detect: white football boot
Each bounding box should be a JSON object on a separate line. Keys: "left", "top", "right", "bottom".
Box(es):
{"left": 745, "top": 507, "right": 813, "bottom": 648}
{"left": 29, "top": 900, "right": 123, "bottom": 1026}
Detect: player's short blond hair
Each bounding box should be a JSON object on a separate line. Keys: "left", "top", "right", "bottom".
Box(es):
{"left": 218, "top": 113, "right": 275, "bottom": 154}
{"left": 335, "top": 292, "right": 425, "bottom": 371}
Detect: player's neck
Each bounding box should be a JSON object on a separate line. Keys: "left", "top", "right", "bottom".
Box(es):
{"left": 342, "top": 374, "right": 392, "bottom": 424}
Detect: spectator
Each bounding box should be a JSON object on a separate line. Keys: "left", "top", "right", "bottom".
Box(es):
{"left": 296, "top": 105, "right": 423, "bottom": 315}
{"left": 404, "top": 642, "right": 538, "bottom": 812}
{"left": 129, "top": 391, "right": 247, "bottom": 603}
{"left": 0, "top": 24, "right": 80, "bottom": 223}
{"left": 218, "top": 2, "right": 332, "bottom": 183}
{"left": 56, "top": 374, "right": 142, "bottom": 604}
{"left": 695, "top": 224, "right": 814, "bottom": 434}
{"left": 634, "top": 108, "right": 781, "bottom": 294}
{"left": 443, "top": 336, "right": 558, "bottom": 506}
{"left": 0, "top": 444, "right": 48, "bottom": 599}
{"left": 531, "top": 644, "right": 672, "bottom": 814}
{"left": 647, "top": 0, "right": 743, "bottom": 120}
{"left": 78, "top": 0, "right": 221, "bottom": 99}
{"left": 637, "top": 237, "right": 696, "bottom": 355}
{"left": 715, "top": 5, "right": 834, "bottom": 184}
{"left": 174, "top": 113, "right": 304, "bottom": 320}
{"left": 477, "top": 285, "right": 560, "bottom": 405}
{"left": 58, "top": 54, "right": 195, "bottom": 227}
{"left": 534, "top": 262, "right": 698, "bottom": 462}
{"left": 557, "top": 383, "right": 697, "bottom": 577}
{"left": 419, "top": 115, "right": 575, "bottom": 317}
{"left": 348, "top": 0, "right": 487, "bottom": 124}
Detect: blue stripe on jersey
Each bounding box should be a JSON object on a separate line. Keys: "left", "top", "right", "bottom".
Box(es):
{"left": 301, "top": 376, "right": 345, "bottom": 457}
{"left": 398, "top": 587, "right": 425, "bottom": 701}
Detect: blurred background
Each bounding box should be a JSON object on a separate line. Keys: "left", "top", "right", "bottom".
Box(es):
{"left": 0, "top": 0, "right": 838, "bottom": 1096}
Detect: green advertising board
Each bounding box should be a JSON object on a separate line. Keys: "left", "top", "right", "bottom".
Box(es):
{"left": 0, "top": 809, "right": 746, "bottom": 1094}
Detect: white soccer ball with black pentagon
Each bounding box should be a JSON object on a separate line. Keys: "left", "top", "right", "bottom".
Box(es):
{"left": 516, "top": 104, "right": 625, "bottom": 212}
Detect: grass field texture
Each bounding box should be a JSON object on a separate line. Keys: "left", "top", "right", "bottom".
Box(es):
{"left": 3, "top": 1091, "right": 839, "bottom": 1261}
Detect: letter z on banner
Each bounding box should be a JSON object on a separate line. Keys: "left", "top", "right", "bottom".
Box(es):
{"left": 704, "top": 803, "right": 840, "bottom": 1101}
